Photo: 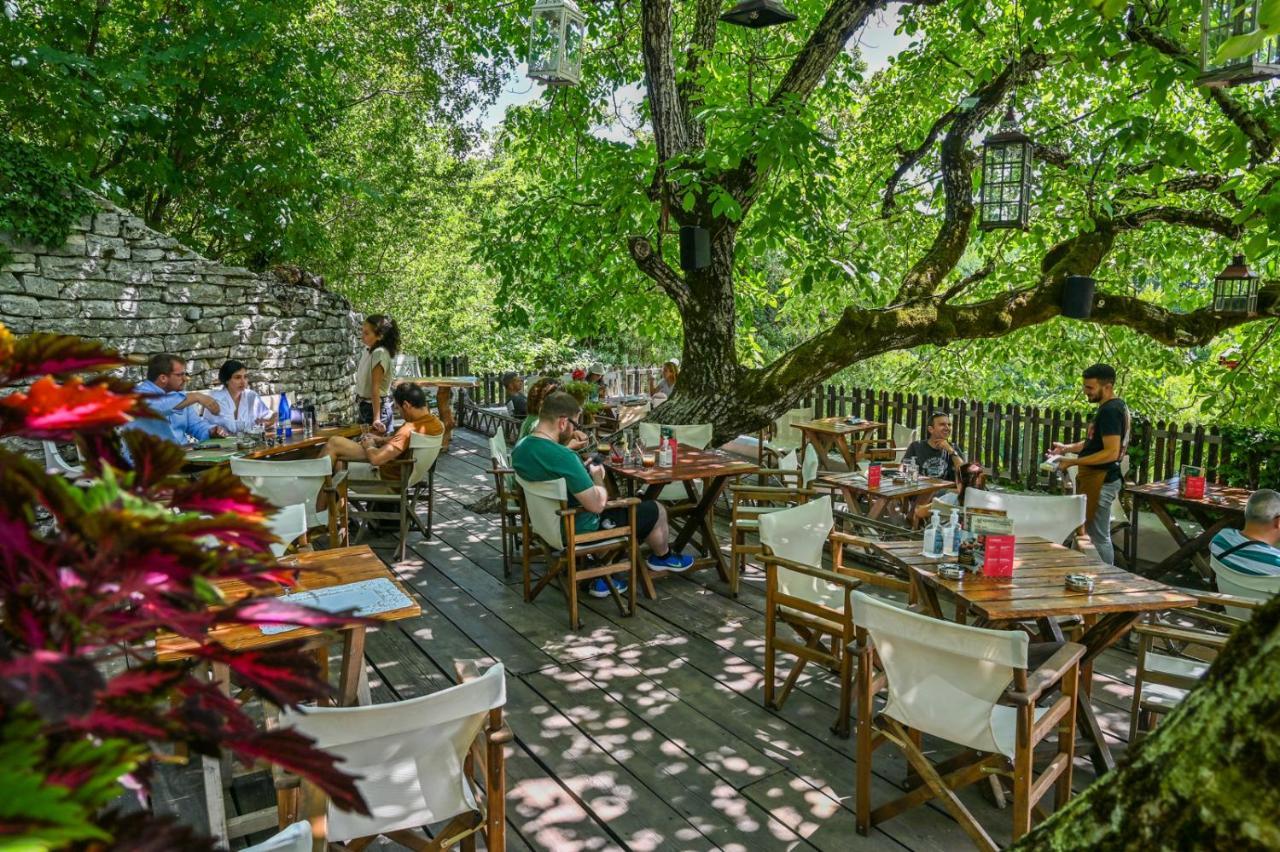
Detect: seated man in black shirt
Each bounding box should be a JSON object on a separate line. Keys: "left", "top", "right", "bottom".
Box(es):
{"left": 902, "top": 412, "right": 965, "bottom": 480}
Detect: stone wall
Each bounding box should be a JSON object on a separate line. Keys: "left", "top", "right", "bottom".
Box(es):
{"left": 0, "top": 196, "right": 362, "bottom": 417}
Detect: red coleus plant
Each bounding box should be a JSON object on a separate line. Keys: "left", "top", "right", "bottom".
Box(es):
{"left": 0, "top": 325, "right": 369, "bottom": 849}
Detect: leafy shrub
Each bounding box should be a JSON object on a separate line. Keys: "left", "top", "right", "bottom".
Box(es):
{"left": 563, "top": 381, "right": 596, "bottom": 405}
{"left": 0, "top": 325, "right": 367, "bottom": 848}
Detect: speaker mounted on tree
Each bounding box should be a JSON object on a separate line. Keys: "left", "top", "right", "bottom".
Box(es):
{"left": 679, "top": 226, "right": 711, "bottom": 271}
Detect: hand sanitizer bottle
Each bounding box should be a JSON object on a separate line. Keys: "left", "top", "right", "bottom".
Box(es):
{"left": 943, "top": 509, "right": 961, "bottom": 557}
{"left": 923, "top": 510, "right": 943, "bottom": 558}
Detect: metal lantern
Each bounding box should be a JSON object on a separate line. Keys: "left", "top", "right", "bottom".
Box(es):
{"left": 978, "top": 106, "right": 1033, "bottom": 231}
{"left": 1200, "top": 0, "right": 1280, "bottom": 87}
{"left": 1213, "top": 254, "right": 1259, "bottom": 313}
{"left": 527, "top": 0, "right": 586, "bottom": 86}
{"left": 720, "top": 0, "right": 797, "bottom": 28}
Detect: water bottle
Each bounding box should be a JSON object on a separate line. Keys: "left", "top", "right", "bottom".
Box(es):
{"left": 923, "top": 510, "right": 943, "bottom": 558}
{"left": 278, "top": 392, "right": 292, "bottom": 440}
{"left": 943, "top": 509, "right": 960, "bottom": 557}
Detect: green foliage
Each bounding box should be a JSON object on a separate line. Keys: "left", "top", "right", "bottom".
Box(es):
{"left": 0, "top": 140, "right": 94, "bottom": 266}
{"left": 563, "top": 381, "right": 595, "bottom": 404}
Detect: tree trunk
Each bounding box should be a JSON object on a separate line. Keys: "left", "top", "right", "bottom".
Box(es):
{"left": 1013, "top": 595, "right": 1280, "bottom": 848}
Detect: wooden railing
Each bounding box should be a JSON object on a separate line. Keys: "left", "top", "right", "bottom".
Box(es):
{"left": 415, "top": 355, "right": 1275, "bottom": 488}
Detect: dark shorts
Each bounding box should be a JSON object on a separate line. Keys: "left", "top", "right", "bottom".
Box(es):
{"left": 357, "top": 397, "right": 394, "bottom": 427}
{"left": 599, "top": 500, "right": 660, "bottom": 540}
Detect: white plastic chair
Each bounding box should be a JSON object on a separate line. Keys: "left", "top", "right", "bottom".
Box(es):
{"left": 1210, "top": 555, "right": 1280, "bottom": 618}
{"left": 242, "top": 821, "right": 312, "bottom": 852}
{"left": 853, "top": 592, "right": 1083, "bottom": 846}
{"left": 281, "top": 663, "right": 508, "bottom": 850}
{"left": 348, "top": 431, "right": 443, "bottom": 562}
{"left": 42, "top": 440, "right": 84, "bottom": 478}
{"left": 231, "top": 457, "right": 334, "bottom": 532}
{"left": 265, "top": 503, "right": 308, "bottom": 557}
{"left": 638, "top": 422, "right": 713, "bottom": 502}
{"left": 964, "top": 488, "right": 1086, "bottom": 545}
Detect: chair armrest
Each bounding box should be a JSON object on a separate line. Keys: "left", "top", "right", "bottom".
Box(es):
{"left": 1134, "top": 621, "right": 1231, "bottom": 649}
{"left": 324, "top": 469, "right": 349, "bottom": 487}
{"left": 830, "top": 530, "right": 876, "bottom": 550}
{"left": 763, "top": 554, "right": 862, "bottom": 589}
{"left": 602, "top": 497, "right": 641, "bottom": 509}
{"left": 1005, "top": 642, "right": 1085, "bottom": 706}
{"left": 1190, "top": 590, "right": 1265, "bottom": 611}
{"left": 490, "top": 466, "right": 516, "bottom": 476}
{"left": 730, "top": 485, "right": 821, "bottom": 498}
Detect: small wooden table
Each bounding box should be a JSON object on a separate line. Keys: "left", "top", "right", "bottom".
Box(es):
{"left": 607, "top": 446, "right": 758, "bottom": 597}
{"left": 1125, "top": 477, "right": 1249, "bottom": 581}
{"left": 399, "top": 376, "right": 480, "bottom": 450}
{"left": 869, "top": 537, "right": 1196, "bottom": 774}
{"left": 817, "top": 470, "right": 955, "bottom": 521}
{"left": 795, "top": 417, "right": 884, "bottom": 472}
{"left": 155, "top": 546, "right": 419, "bottom": 844}
{"left": 183, "top": 426, "right": 363, "bottom": 467}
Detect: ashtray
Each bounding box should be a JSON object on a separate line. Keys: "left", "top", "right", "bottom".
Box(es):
{"left": 892, "top": 476, "right": 908, "bottom": 485}
{"left": 1065, "top": 573, "right": 1095, "bottom": 592}
{"left": 236, "top": 438, "right": 255, "bottom": 450}
{"left": 938, "top": 563, "right": 966, "bottom": 581}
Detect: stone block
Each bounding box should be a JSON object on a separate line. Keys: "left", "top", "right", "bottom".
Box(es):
{"left": 132, "top": 248, "right": 165, "bottom": 262}
{"left": 162, "top": 284, "right": 226, "bottom": 304}
{"left": 37, "top": 255, "right": 102, "bottom": 279}
{"left": 39, "top": 300, "right": 79, "bottom": 319}
{"left": 0, "top": 294, "right": 40, "bottom": 317}
{"left": 22, "top": 276, "right": 61, "bottom": 299}
{"left": 79, "top": 300, "right": 124, "bottom": 318}
{"left": 93, "top": 212, "right": 122, "bottom": 237}
{"left": 121, "top": 217, "right": 152, "bottom": 240}
{"left": 0, "top": 273, "right": 21, "bottom": 294}
{"left": 44, "top": 233, "right": 87, "bottom": 257}
{"left": 86, "top": 235, "right": 129, "bottom": 260}
{"left": 1, "top": 316, "right": 34, "bottom": 334}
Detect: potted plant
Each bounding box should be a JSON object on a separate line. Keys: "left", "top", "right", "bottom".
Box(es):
{"left": 564, "top": 380, "right": 595, "bottom": 405}
{"left": 582, "top": 400, "right": 605, "bottom": 425}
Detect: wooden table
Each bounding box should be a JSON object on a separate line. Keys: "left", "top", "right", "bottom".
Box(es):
{"left": 183, "top": 425, "right": 363, "bottom": 467}
{"left": 816, "top": 469, "right": 954, "bottom": 521}
{"left": 795, "top": 417, "right": 884, "bottom": 472}
{"left": 399, "top": 376, "right": 480, "bottom": 450}
{"left": 607, "top": 446, "right": 758, "bottom": 597}
{"left": 155, "top": 546, "right": 419, "bottom": 844}
{"left": 869, "top": 537, "right": 1196, "bottom": 774}
{"left": 1126, "top": 477, "right": 1249, "bottom": 582}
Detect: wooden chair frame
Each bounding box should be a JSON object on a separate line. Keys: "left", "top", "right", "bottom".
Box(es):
{"left": 761, "top": 529, "right": 911, "bottom": 737}
{"left": 854, "top": 633, "right": 1084, "bottom": 850}
{"left": 517, "top": 491, "right": 640, "bottom": 630}
{"left": 729, "top": 480, "right": 814, "bottom": 597}
{"left": 488, "top": 459, "right": 522, "bottom": 578}
{"left": 347, "top": 459, "right": 435, "bottom": 563}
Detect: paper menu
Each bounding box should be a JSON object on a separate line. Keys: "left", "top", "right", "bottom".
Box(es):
{"left": 259, "top": 577, "right": 413, "bottom": 635}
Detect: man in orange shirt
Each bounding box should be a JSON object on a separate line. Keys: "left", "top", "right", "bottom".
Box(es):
{"left": 322, "top": 382, "right": 442, "bottom": 479}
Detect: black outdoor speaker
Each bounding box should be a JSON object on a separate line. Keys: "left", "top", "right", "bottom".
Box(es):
{"left": 1062, "top": 275, "right": 1096, "bottom": 319}
{"left": 679, "top": 226, "right": 711, "bottom": 271}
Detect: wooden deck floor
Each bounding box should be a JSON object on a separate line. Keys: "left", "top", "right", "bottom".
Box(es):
{"left": 267, "top": 427, "right": 1146, "bottom": 850}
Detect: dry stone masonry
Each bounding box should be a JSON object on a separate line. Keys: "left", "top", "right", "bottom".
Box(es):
{"left": 1, "top": 195, "right": 362, "bottom": 417}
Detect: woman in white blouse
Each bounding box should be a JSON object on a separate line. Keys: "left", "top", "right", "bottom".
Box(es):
{"left": 355, "top": 314, "right": 400, "bottom": 434}
{"left": 204, "top": 359, "right": 275, "bottom": 434}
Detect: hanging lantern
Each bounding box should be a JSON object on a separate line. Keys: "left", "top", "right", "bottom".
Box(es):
{"left": 1213, "top": 254, "right": 1259, "bottom": 313}
{"left": 1199, "top": 0, "right": 1280, "bottom": 87}
{"left": 527, "top": 0, "right": 586, "bottom": 86}
{"left": 720, "top": 0, "right": 797, "bottom": 28}
{"left": 1061, "top": 275, "right": 1096, "bottom": 319}
{"left": 978, "top": 106, "right": 1033, "bottom": 231}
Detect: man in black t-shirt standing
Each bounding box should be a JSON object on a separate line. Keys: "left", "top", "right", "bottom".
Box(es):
{"left": 1053, "top": 363, "right": 1129, "bottom": 565}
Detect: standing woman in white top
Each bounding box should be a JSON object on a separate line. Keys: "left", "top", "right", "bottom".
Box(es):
{"left": 204, "top": 359, "right": 275, "bottom": 434}
{"left": 355, "top": 314, "right": 399, "bottom": 434}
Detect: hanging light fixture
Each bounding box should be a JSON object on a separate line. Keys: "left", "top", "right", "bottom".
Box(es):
{"left": 978, "top": 105, "right": 1034, "bottom": 230}
{"left": 527, "top": 0, "right": 586, "bottom": 86}
{"left": 1061, "top": 275, "right": 1096, "bottom": 319}
{"left": 1213, "top": 254, "right": 1259, "bottom": 313}
{"left": 1199, "top": 0, "right": 1280, "bottom": 87}
{"left": 720, "top": 0, "right": 797, "bottom": 28}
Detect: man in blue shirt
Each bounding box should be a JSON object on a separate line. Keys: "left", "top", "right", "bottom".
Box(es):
{"left": 1210, "top": 489, "right": 1280, "bottom": 577}
{"left": 124, "top": 353, "right": 227, "bottom": 445}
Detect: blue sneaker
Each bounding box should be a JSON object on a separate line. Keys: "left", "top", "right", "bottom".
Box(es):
{"left": 647, "top": 551, "right": 694, "bottom": 573}
{"left": 588, "top": 577, "right": 629, "bottom": 598}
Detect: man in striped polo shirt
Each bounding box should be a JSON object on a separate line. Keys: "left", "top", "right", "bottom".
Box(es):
{"left": 1210, "top": 489, "right": 1280, "bottom": 577}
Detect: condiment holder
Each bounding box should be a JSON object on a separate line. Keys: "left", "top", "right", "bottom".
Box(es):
{"left": 937, "top": 563, "right": 966, "bottom": 581}
{"left": 1064, "top": 573, "right": 1095, "bottom": 592}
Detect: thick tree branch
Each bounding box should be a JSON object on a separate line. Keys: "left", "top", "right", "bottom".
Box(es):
{"left": 882, "top": 108, "right": 956, "bottom": 217}
{"left": 640, "top": 0, "right": 689, "bottom": 163}
{"left": 679, "top": 0, "right": 723, "bottom": 150}
{"left": 1127, "top": 22, "right": 1277, "bottom": 165}
{"left": 628, "top": 235, "right": 690, "bottom": 309}
{"left": 1111, "top": 205, "right": 1243, "bottom": 239}
{"left": 768, "top": 0, "right": 881, "bottom": 109}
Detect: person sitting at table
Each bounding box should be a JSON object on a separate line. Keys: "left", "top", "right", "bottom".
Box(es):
{"left": 902, "top": 412, "right": 965, "bottom": 480}
{"left": 501, "top": 371, "right": 528, "bottom": 417}
{"left": 584, "top": 362, "right": 608, "bottom": 400}
{"left": 512, "top": 391, "right": 693, "bottom": 598}
{"left": 124, "top": 353, "right": 228, "bottom": 445}
{"left": 649, "top": 359, "right": 679, "bottom": 398}
{"left": 519, "top": 377, "right": 589, "bottom": 450}
{"left": 1210, "top": 489, "right": 1280, "bottom": 578}
{"left": 202, "top": 359, "right": 276, "bottom": 435}
{"left": 911, "top": 461, "right": 987, "bottom": 525}
{"left": 320, "top": 382, "right": 443, "bottom": 479}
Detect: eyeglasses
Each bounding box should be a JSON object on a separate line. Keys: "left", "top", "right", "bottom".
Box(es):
{"left": 568, "top": 418, "right": 583, "bottom": 431}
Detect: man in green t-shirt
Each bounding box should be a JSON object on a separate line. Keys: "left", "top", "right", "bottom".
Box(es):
{"left": 512, "top": 391, "right": 693, "bottom": 598}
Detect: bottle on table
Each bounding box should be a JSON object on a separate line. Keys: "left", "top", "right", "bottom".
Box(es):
{"left": 923, "top": 510, "right": 943, "bottom": 558}
{"left": 277, "top": 392, "right": 292, "bottom": 440}
{"left": 942, "top": 509, "right": 960, "bottom": 557}
{"left": 658, "top": 426, "right": 674, "bottom": 468}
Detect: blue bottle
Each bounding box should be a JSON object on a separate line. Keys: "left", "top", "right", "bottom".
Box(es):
{"left": 277, "top": 392, "right": 292, "bottom": 440}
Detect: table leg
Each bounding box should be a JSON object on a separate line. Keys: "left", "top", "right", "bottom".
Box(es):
{"left": 1145, "top": 504, "right": 1230, "bottom": 582}
{"left": 337, "top": 627, "right": 367, "bottom": 707}
{"left": 834, "top": 435, "right": 858, "bottom": 471}
{"left": 672, "top": 476, "right": 730, "bottom": 554}
{"left": 436, "top": 387, "right": 455, "bottom": 451}
{"left": 1074, "top": 612, "right": 1142, "bottom": 773}
{"left": 867, "top": 496, "right": 891, "bottom": 521}
{"left": 1126, "top": 491, "right": 1141, "bottom": 569}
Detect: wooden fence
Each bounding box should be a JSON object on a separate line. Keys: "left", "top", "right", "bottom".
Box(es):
{"left": 414, "top": 356, "right": 1274, "bottom": 488}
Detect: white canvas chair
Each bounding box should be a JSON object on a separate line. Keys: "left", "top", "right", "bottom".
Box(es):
{"left": 866, "top": 423, "right": 917, "bottom": 464}
{"left": 728, "top": 448, "right": 821, "bottom": 596}
{"left": 964, "top": 488, "right": 1086, "bottom": 546}
{"left": 638, "top": 422, "right": 713, "bottom": 503}
{"left": 42, "top": 440, "right": 84, "bottom": 478}
{"left": 488, "top": 433, "right": 522, "bottom": 577}
{"left": 231, "top": 457, "right": 335, "bottom": 537}
{"left": 757, "top": 497, "right": 912, "bottom": 736}
{"left": 515, "top": 475, "right": 639, "bottom": 628}
{"left": 759, "top": 407, "right": 810, "bottom": 466}
{"left": 280, "top": 663, "right": 509, "bottom": 851}
{"left": 242, "top": 821, "right": 312, "bottom": 852}
{"left": 1210, "top": 555, "right": 1280, "bottom": 618}
{"left": 346, "top": 431, "right": 443, "bottom": 562}
{"left": 853, "top": 592, "right": 1084, "bottom": 848}
{"left": 266, "top": 503, "right": 309, "bottom": 558}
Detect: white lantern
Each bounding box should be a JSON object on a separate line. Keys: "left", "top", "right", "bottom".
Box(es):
{"left": 528, "top": 0, "right": 586, "bottom": 87}
{"left": 1200, "top": 0, "right": 1280, "bottom": 87}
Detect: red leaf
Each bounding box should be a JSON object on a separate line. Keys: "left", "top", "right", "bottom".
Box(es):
{"left": 120, "top": 430, "right": 188, "bottom": 485}
{"left": 225, "top": 727, "right": 370, "bottom": 816}
{"left": 101, "top": 667, "right": 187, "bottom": 700}
{"left": 0, "top": 651, "right": 104, "bottom": 721}
{"left": 0, "top": 332, "right": 126, "bottom": 382}
{"left": 192, "top": 642, "right": 334, "bottom": 707}
{"left": 75, "top": 709, "right": 170, "bottom": 741}
{"left": 0, "top": 376, "right": 140, "bottom": 439}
